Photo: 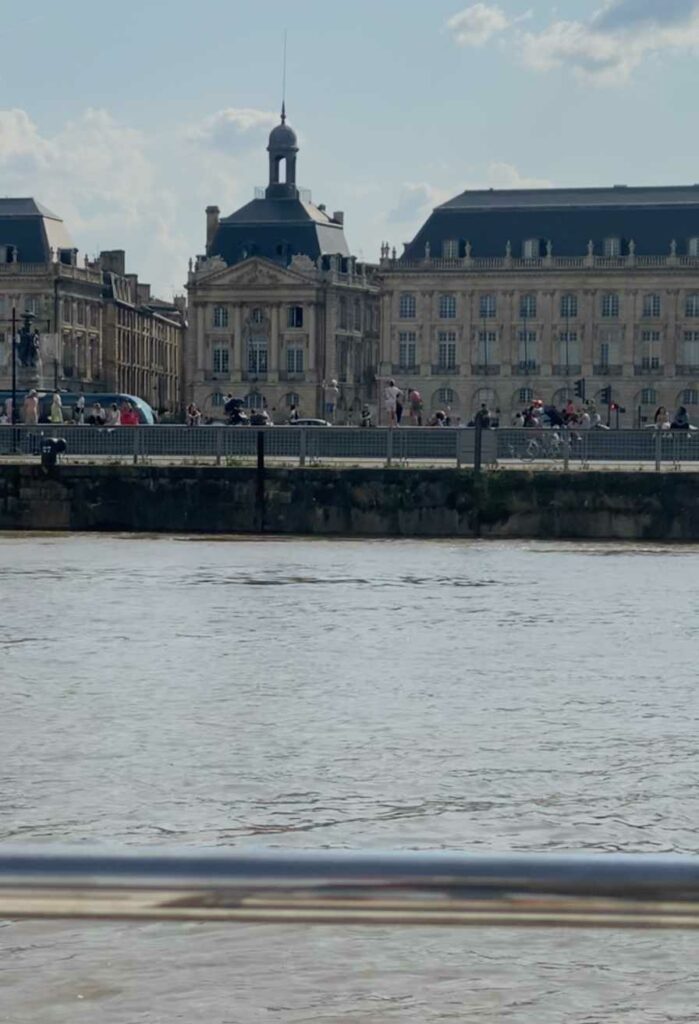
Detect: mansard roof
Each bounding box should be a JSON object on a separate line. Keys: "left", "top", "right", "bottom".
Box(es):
{"left": 402, "top": 185, "right": 699, "bottom": 260}
{"left": 0, "top": 197, "right": 75, "bottom": 262}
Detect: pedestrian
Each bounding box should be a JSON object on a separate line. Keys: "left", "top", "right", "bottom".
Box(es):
{"left": 671, "top": 405, "right": 690, "bottom": 430}
{"left": 186, "top": 402, "right": 201, "bottom": 427}
{"left": 73, "top": 394, "right": 85, "bottom": 424}
{"left": 474, "top": 402, "right": 490, "bottom": 428}
{"left": 408, "top": 388, "right": 423, "bottom": 426}
{"left": 105, "top": 402, "right": 121, "bottom": 426}
{"left": 288, "top": 404, "right": 300, "bottom": 423}
{"left": 383, "top": 378, "right": 402, "bottom": 427}
{"left": 49, "top": 391, "right": 63, "bottom": 424}
{"left": 360, "top": 403, "right": 372, "bottom": 428}
{"left": 88, "top": 402, "right": 106, "bottom": 426}
{"left": 23, "top": 389, "right": 39, "bottom": 425}
{"left": 120, "top": 402, "right": 139, "bottom": 426}
{"left": 322, "top": 379, "right": 339, "bottom": 423}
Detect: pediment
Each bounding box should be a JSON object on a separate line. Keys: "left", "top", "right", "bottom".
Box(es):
{"left": 196, "top": 256, "right": 317, "bottom": 290}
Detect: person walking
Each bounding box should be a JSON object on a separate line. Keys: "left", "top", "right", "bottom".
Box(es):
{"left": 383, "top": 379, "right": 402, "bottom": 427}
{"left": 23, "top": 389, "right": 39, "bottom": 425}
{"left": 323, "top": 380, "right": 340, "bottom": 423}
{"left": 73, "top": 394, "right": 85, "bottom": 424}
{"left": 49, "top": 391, "right": 63, "bottom": 425}
{"left": 408, "top": 388, "right": 423, "bottom": 426}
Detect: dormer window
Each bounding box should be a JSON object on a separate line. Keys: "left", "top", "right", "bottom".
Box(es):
{"left": 603, "top": 237, "right": 621, "bottom": 257}
{"left": 689, "top": 238, "right": 699, "bottom": 257}
{"left": 522, "top": 238, "right": 540, "bottom": 260}
{"left": 442, "top": 239, "right": 459, "bottom": 259}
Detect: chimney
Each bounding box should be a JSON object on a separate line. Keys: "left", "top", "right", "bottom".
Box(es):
{"left": 99, "top": 249, "right": 126, "bottom": 275}
{"left": 137, "top": 283, "right": 151, "bottom": 305}
{"left": 333, "top": 211, "right": 344, "bottom": 225}
{"left": 206, "top": 206, "right": 220, "bottom": 250}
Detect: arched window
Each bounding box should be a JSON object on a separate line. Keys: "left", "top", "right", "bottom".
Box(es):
{"left": 243, "top": 391, "right": 265, "bottom": 409}
{"left": 518, "top": 387, "right": 534, "bottom": 404}
{"left": 640, "top": 388, "right": 657, "bottom": 405}
{"left": 682, "top": 388, "right": 699, "bottom": 405}
{"left": 399, "top": 293, "right": 416, "bottom": 319}
{"left": 285, "top": 392, "right": 300, "bottom": 408}
{"left": 211, "top": 392, "right": 224, "bottom": 407}
{"left": 213, "top": 305, "right": 228, "bottom": 328}
{"left": 438, "top": 387, "right": 455, "bottom": 405}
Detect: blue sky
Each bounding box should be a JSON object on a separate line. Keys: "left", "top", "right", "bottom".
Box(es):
{"left": 2, "top": 0, "right": 699, "bottom": 295}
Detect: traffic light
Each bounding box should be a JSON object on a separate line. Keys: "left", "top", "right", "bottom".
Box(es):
{"left": 574, "top": 378, "right": 586, "bottom": 400}
{"left": 600, "top": 386, "right": 612, "bottom": 405}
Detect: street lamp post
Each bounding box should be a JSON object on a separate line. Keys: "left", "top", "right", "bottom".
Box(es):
{"left": 10, "top": 305, "right": 17, "bottom": 425}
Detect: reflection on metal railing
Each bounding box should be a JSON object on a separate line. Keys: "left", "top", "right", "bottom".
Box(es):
{"left": 3, "top": 847, "right": 699, "bottom": 928}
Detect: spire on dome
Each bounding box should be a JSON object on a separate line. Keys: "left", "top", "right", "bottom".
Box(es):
{"left": 281, "top": 101, "right": 286, "bottom": 124}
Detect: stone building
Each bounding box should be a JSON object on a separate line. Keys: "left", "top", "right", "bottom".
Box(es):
{"left": 101, "top": 251, "right": 185, "bottom": 416}
{"left": 185, "top": 108, "right": 379, "bottom": 421}
{"left": 0, "top": 199, "right": 104, "bottom": 394}
{"left": 379, "top": 186, "right": 699, "bottom": 425}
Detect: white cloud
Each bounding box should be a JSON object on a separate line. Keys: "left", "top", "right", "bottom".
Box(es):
{"left": 190, "top": 107, "right": 278, "bottom": 154}
{"left": 446, "top": 3, "right": 510, "bottom": 46}
{"left": 522, "top": 0, "right": 699, "bottom": 84}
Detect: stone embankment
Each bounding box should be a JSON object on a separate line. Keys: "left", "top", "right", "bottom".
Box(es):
{"left": 0, "top": 464, "right": 698, "bottom": 539}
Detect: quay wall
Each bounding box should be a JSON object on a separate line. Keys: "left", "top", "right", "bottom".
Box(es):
{"left": 0, "top": 465, "right": 698, "bottom": 540}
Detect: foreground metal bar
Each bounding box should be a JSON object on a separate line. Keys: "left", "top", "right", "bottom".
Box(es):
{"left": 3, "top": 848, "right": 699, "bottom": 928}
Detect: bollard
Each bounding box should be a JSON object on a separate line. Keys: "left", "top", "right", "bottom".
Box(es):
{"left": 655, "top": 429, "right": 662, "bottom": 472}
{"left": 299, "top": 427, "right": 306, "bottom": 467}
{"left": 256, "top": 430, "right": 265, "bottom": 532}
{"left": 563, "top": 427, "right": 570, "bottom": 472}
{"left": 386, "top": 428, "right": 393, "bottom": 468}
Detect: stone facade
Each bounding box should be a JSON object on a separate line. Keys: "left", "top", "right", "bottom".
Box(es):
{"left": 101, "top": 251, "right": 185, "bottom": 416}
{"left": 185, "top": 252, "right": 379, "bottom": 421}
{"left": 378, "top": 249, "right": 699, "bottom": 425}
{"left": 0, "top": 253, "right": 104, "bottom": 394}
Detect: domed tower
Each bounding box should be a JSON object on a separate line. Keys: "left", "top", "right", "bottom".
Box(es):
{"left": 266, "top": 104, "right": 299, "bottom": 199}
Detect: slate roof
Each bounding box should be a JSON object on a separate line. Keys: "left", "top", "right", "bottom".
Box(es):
{"left": 402, "top": 185, "right": 699, "bottom": 260}
{"left": 209, "top": 196, "right": 349, "bottom": 266}
{"left": 0, "top": 197, "right": 75, "bottom": 262}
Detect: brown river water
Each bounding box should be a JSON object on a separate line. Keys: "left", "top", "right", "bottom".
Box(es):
{"left": 1, "top": 534, "right": 699, "bottom": 1022}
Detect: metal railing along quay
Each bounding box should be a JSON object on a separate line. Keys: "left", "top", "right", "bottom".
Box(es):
{"left": 1, "top": 424, "right": 698, "bottom": 470}
{"left": 3, "top": 847, "right": 699, "bottom": 928}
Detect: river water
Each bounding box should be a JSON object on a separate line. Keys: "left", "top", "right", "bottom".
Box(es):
{"left": 2, "top": 534, "right": 699, "bottom": 1023}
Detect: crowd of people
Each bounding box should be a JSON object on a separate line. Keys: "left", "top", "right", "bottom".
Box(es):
{"left": 0, "top": 391, "right": 141, "bottom": 426}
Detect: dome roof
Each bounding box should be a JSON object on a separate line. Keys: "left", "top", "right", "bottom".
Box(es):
{"left": 268, "top": 108, "right": 298, "bottom": 150}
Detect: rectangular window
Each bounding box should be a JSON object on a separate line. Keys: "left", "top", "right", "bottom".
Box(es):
{"left": 558, "top": 331, "right": 580, "bottom": 365}
{"left": 683, "top": 331, "right": 699, "bottom": 365}
{"left": 438, "top": 294, "right": 456, "bottom": 319}
{"left": 686, "top": 294, "right": 699, "bottom": 317}
{"left": 604, "top": 237, "right": 621, "bottom": 257}
{"left": 477, "top": 330, "right": 497, "bottom": 364}
{"left": 517, "top": 330, "right": 538, "bottom": 368}
{"left": 212, "top": 347, "right": 229, "bottom": 374}
{"left": 286, "top": 347, "right": 304, "bottom": 373}
{"left": 643, "top": 294, "right": 661, "bottom": 318}
{"left": 442, "top": 239, "right": 459, "bottom": 259}
{"left": 76, "top": 301, "right": 84, "bottom": 324}
{"left": 520, "top": 294, "right": 537, "bottom": 319}
{"left": 399, "top": 293, "right": 416, "bottom": 319}
{"left": 287, "top": 305, "right": 303, "bottom": 328}
{"left": 353, "top": 300, "right": 361, "bottom": 331}
{"left": 601, "top": 293, "right": 620, "bottom": 318}
{"left": 437, "top": 331, "right": 457, "bottom": 369}
{"left": 640, "top": 330, "right": 661, "bottom": 369}
{"left": 522, "top": 239, "right": 539, "bottom": 260}
{"left": 248, "top": 336, "right": 268, "bottom": 374}
{"left": 398, "top": 331, "right": 417, "bottom": 368}
{"left": 560, "top": 294, "right": 578, "bottom": 318}
{"left": 479, "top": 294, "right": 496, "bottom": 319}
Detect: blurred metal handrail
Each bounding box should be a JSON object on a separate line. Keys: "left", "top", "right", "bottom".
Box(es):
{"left": 3, "top": 847, "right": 699, "bottom": 928}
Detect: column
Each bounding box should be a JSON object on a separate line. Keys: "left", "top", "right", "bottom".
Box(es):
{"left": 233, "top": 304, "right": 243, "bottom": 380}
{"left": 269, "top": 303, "right": 279, "bottom": 381}
{"left": 196, "top": 304, "right": 205, "bottom": 380}
{"left": 307, "top": 302, "right": 316, "bottom": 381}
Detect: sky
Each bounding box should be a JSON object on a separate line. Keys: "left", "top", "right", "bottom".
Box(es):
{"left": 2, "top": 0, "right": 699, "bottom": 297}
